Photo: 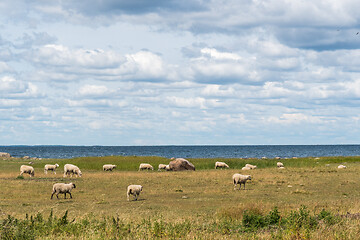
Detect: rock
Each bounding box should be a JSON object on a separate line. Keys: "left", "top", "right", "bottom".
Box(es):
{"left": 0, "top": 152, "right": 11, "bottom": 158}
{"left": 169, "top": 158, "right": 195, "bottom": 171}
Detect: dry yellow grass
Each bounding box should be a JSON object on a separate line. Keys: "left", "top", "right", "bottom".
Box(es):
{"left": 2, "top": 161, "right": 360, "bottom": 223}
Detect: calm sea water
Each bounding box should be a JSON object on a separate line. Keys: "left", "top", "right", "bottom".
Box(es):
{"left": 1, "top": 145, "right": 360, "bottom": 159}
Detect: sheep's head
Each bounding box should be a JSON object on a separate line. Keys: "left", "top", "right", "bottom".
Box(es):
{"left": 78, "top": 170, "right": 82, "bottom": 177}
{"left": 31, "top": 171, "right": 35, "bottom": 177}
{"left": 71, "top": 183, "right": 76, "bottom": 188}
{"left": 247, "top": 175, "right": 252, "bottom": 180}
{"left": 55, "top": 164, "right": 59, "bottom": 167}
{"left": 140, "top": 186, "right": 143, "bottom": 192}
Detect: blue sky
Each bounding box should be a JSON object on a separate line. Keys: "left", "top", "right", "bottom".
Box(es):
{"left": 1, "top": 0, "right": 360, "bottom": 145}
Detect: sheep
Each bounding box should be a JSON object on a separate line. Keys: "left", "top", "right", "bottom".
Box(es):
{"left": 242, "top": 166, "right": 251, "bottom": 170}
{"left": 44, "top": 164, "right": 60, "bottom": 174}
{"left": 51, "top": 183, "right": 76, "bottom": 199}
{"left": 215, "top": 161, "right": 230, "bottom": 169}
{"left": 158, "top": 164, "right": 167, "bottom": 171}
{"left": 277, "top": 162, "right": 284, "bottom": 168}
{"left": 338, "top": 164, "right": 347, "bottom": 169}
{"left": 103, "top": 164, "right": 116, "bottom": 171}
{"left": 275, "top": 157, "right": 281, "bottom": 160}
{"left": 127, "top": 185, "right": 143, "bottom": 201}
{"left": 232, "top": 174, "right": 252, "bottom": 190}
{"left": 63, "top": 164, "right": 82, "bottom": 178}
{"left": 139, "top": 163, "right": 154, "bottom": 171}
{"left": 278, "top": 166, "right": 285, "bottom": 169}
{"left": 20, "top": 165, "right": 35, "bottom": 177}
{"left": 245, "top": 164, "right": 257, "bottom": 169}
{"left": 165, "top": 165, "right": 170, "bottom": 171}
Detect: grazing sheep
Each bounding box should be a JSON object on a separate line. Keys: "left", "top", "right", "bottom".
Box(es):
{"left": 63, "top": 164, "right": 82, "bottom": 177}
{"left": 215, "top": 161, "right": 230, "bottom": 169}
{"left": 245, "top": 164, "right": 257, "bottom": 169}
{"left": 278, "top": 166, "right": 285, "bottom": 169}
{"left": 28, "top": 161, "right": 34, "bottom": 165}
{"left": 158, "top": 164, "right": 167, "bottom": 171}
{"left": 20, "top": 165, "right": 35, "bottom": 177}
{"left": 275, "top": 157, "right": 281, "bottom": 160}
{"left": 127, "top": 185, "right": 143, "bottom": 201}
{"left": 232, "top": 174, "right": 252, "bottom": 190}
{"left": 103, "top": 164, "right": 116, "bottom": 171}
{"left": 242, "top": 166, "right": 251, "bottom": 170}
{"left": 44, "top": 164, "right": 60, "bottom": 174}
{"left": 139, "top": 163, "right": 154, "bottom": 171}
{"left": 277, "top": 162, "right": 284, "bottom": 168}
{"left": 165, "top": 165, "right": 170, "bottom": 171}
{"left": 51, "top": 183, "right": 76, "bottom": 199}
{"left": 338, "top": 164, "right": 347, "bottom": 169}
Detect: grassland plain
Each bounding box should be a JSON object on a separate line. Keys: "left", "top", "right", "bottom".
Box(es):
{"left": 1, "top": 156, "right": 360, "bottom": 239}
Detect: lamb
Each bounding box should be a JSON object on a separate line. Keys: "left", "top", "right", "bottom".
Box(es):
{"left": 103, "top": 164, "right": 117, "bottom": 171}
{"left": 139, "top": 163, "right": 154, "bottom": 171}
{"left": 277, "top": 162, "right": 284, "bottom": 168}
{"left": 127, "top": 185, "right": 143, "bottom": 201}
{"left": 232, "top": 174, "right": 252, "bottom": 190}
{"left": 158, "top": 164, "right": 167, "bottom": 171}
{"left": 44, "top": 164, "right": 60, "bottom": 174}
{"left": 215, "top": 161, "right": 230, "bottom": 169}
{"left": 338, "top": 164, "right": 347, "bottom": 169}
{"left": 63, "top": 164, "right": 82, "bottom": 177}
{"left": 20, "top": 165, "right": 35, "bottom": 177}
{"left": 51, "top": 183, "right": 76, "bottom": 199}
{"left": 245, "top": 164, "right": 257, "bottom": 169}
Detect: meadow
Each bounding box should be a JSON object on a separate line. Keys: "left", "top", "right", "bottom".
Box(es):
{"left": 1, "top": 155, "right": 360, "bottom": 239}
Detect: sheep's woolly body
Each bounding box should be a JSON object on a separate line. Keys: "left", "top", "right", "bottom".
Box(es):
{"left": 232, "top": 173, "right": 251, "bottom": 190}
{"left": 338, "top": 164, "right": 347, "bottom": 169}
{"left": 158, "top": 164, "right": 167, "bottom": 171}
{"left": 139, "top": 163, "right": 154, "bottom": 171}
{"left": 63, "top": 164, "right": 82, "bottom": 177}
{"left": 44, "top": 164, "right": 59, "bottom": 174}
{"left": 215, "top": 162, "right": 229, "bottom": 169}
{"left": 20, "top": 165, "right": 34, "bottom": 177}
{"left": 51, "top": 183, "right": 76, "bottom": 199}
{"left": 103, "top": 164, "right": 116, "bottom": 171}
{"left": 127, "top": 185, "right": 143, "bottom": 201}
{"left": 245, "top": 164, "right": 257, "bottom": 169}
{"left": 242, "top": 166, "right": 251, "bottom": 170}
{"left": 277, "top": 162, "right": 284, "bottom": 168}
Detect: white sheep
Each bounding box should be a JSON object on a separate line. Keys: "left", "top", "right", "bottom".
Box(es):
{"left": 158, "top": 164, "right": 167, "bottom": 171}
{"left": 232, "top": 174, "right": 252, "bottom": 190}
{"left": 44, "top": 164, "right": 60, "bottom": 174}
{"left": 103, "top": 164, "right": 117, "bottom": 171}
{"left": 245, "top": 164, "right": 257, "bottom": 169}
{"left": 63, "top": 164, "right": 82, "bottom": 177}
{"left": 139, "top": 163, "right": 154, "bottom": 171}
{"left": 51, "top": 183, "right": 76, "bottom": 199}
{"left": 215, "top": 161, "right": 230, "bottom": 169}
{"left": 20, "top": 165, "right": 35, "bottom": 177}
{"left": 165, "top": 165, "right": 170, "bottom": 171}
{"left": 338, "top": 164, "right": 347, "bottom": 169}
{"left": 277, "top": 162, "right": 284, "bottom": 168}
{"left": 275, "top": 157, "right": 281, "bottom": 160}
{"left": 127, "top": 185, "right": 143, "bottom": 201}
{"left": 242, "top": 166, "right": 251, "bottom": 170}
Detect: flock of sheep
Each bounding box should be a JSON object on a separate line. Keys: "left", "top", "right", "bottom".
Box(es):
{"left": 17, "top": 158, "right": 348, "bottom": 201}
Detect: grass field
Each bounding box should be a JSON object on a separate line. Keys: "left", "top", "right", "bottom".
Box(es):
{"left": 1, "top": 156, "right": 360, "bottom": 239}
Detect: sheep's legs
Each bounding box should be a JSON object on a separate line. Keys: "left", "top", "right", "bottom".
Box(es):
{"left": 51, "top": 192, "right": 55, "bottom": 199}
{"left": 69, "top": 192, "right": 72, "bottom": 199}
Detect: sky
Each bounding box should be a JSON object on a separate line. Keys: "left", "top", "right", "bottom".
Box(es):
{"left": 1, "top": 0, "right": 360, "bottom": 146}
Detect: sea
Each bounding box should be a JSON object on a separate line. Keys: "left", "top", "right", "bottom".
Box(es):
{"left": 1, "top": 145, "right": 360, "bottom": 159}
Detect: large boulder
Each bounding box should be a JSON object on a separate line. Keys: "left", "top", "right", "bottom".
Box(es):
{"left": 0, "top": 152, "right": 11, "bottom": 158}
{"left": 169, "top": 158, "right": 195, "bottom": 171}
